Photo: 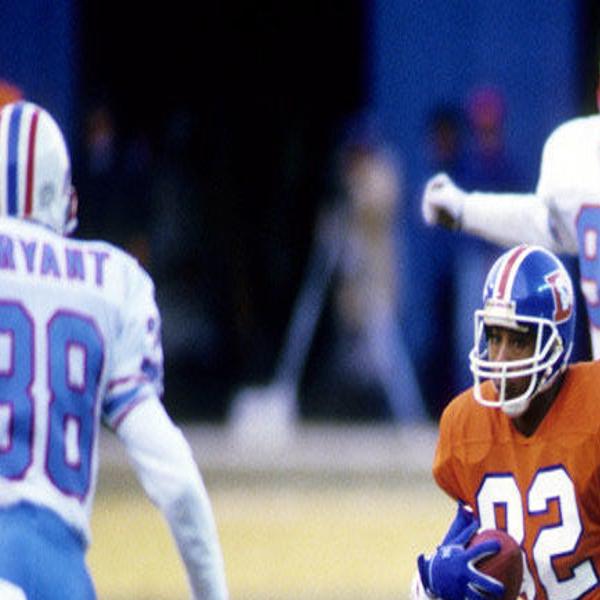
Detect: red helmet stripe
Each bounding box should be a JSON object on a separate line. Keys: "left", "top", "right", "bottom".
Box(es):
{"left": 24, "top": 108, "right": 40, "bottom": 217}
{"left": 495, "top": 244, "right": 529, "bottom": 299}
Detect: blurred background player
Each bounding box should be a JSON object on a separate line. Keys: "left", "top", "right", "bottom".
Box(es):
{"left": 412, "top": 244, "right": 600, "bottom": 600}
{"left": 0, "top": 101, "right": 228, "bottom": 599}
{"left": 421, "top": 72, "right": 600, "bottom": 362}
{"left": 301, "top": 114, "right": 427, "bottom": 422}
{"left": 231, "top": 113, "right": 427, "bottom": 429}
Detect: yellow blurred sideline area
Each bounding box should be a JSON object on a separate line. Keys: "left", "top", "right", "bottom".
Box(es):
{"left": 89, "top": 424, "right": 454, "bottom": 600}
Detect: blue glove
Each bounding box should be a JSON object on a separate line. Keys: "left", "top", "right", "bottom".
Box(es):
{"left": 417, "top": 504, "right": 504, "bottom": 600}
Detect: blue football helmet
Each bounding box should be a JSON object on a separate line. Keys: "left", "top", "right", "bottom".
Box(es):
{"left": 469, "top": 244, "right": 575, "bottom": 417}
{"left": 0, "top": 101, "right": 77, "bottom": 235}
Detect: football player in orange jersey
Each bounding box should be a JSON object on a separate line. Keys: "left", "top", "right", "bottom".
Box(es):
{"left": 412, "top": 243, "right": 600, "bottom": 600}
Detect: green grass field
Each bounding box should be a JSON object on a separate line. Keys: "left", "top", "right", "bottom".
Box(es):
{"left": 89, "top": 473, "right": 454, "bottom": 600}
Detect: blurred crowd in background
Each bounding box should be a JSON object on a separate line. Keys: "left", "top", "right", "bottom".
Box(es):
{"left": 0, "top": 1, "right": 599, "bottom": 423}
{"left": 70, "top": 79, "right": 592, "bottom": 425}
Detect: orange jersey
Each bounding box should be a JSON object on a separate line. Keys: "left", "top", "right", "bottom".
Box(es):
{"left": 434, "top": 361, "right": 600, "bottom": 600}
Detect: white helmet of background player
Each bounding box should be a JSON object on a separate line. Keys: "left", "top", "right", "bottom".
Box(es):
{"left": 0, "top": 101, "right": 77, "bottom": 235}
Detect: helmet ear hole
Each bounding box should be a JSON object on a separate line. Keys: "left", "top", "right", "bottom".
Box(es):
{"left": 471, "top": 245, "right": 575, "bottom": 415}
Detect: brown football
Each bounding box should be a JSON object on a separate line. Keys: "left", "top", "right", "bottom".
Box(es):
{"left": 468, "top": 529, "right": 523, "bottom": 600}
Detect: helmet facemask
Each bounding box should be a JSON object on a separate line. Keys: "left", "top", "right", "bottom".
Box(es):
{"left": 469, "top": 310, "right": 566, "bottom": 417}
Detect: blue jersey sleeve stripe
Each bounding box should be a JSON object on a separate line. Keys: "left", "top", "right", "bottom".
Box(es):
{"left": 102, "top": 387, "right": 142, "bottom": 421}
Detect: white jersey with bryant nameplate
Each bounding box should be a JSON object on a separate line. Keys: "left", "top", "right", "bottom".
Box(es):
{"left": 0, "top": 215, "right": 162, "bottom": 543}
{"left": 459, "top": 114, "right": 600, "bottom": 357}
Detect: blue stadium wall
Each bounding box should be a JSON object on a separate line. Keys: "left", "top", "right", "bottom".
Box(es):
{"left": 0, "top": 0, "right": 77, "bottom": 144}
{"left": 369, "top": 0, "right": 581, "bottom": 198}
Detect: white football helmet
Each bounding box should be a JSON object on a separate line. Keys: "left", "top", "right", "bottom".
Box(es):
{"left": 0, "top": 101, "right": 77, "bottom": 235}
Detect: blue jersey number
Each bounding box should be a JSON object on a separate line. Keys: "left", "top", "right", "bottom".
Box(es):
{"left": 0, "top": 303, "right": 103, "bottom": 500}
{"left": 577, "top": 206, "right": 600, "bottom": 327}
{"left": 0, "top": 302, "right": 34, "bottom": 479}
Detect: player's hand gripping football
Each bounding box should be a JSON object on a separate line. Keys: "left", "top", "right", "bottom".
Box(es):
{"left": 421, "top": 172, "right": 466, "bottom": 230}
{"left": 417, "top": 504, "right": 505, "bottom": 600}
